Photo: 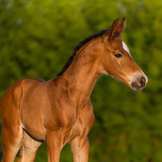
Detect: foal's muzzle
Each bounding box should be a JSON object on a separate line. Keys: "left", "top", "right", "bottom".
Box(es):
{"left": 131, "top": 76, "right": 147, "bottom": 91}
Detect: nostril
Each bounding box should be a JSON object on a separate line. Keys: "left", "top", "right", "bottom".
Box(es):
{"left": 131, "top": 75, "right": 147, "bottom": 91}
{"left": 140, "top": 76, "right": 146, "bottom": 86}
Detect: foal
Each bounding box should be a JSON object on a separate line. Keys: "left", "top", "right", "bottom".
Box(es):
{"left": 0, "top": 18, "right": 148, "bottom": 162}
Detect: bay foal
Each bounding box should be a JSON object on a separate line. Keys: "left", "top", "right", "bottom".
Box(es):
{"left": 0, "top": 18, "right": 148, "bottom": 162}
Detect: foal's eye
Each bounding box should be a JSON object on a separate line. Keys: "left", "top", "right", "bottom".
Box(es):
{"left": 114, "top": 53, "right": 122, "bottom": 58}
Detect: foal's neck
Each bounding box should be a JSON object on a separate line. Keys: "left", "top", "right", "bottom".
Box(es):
{"left": 57, "top": 38, "right": 103, "bottom": 110}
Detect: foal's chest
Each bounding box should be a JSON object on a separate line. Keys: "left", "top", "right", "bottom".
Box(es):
{"left": 61, "top": 117, "right": 86, "bottom": 146}
{"left": 61, "top": 106, "right": 95, "bottom": 147}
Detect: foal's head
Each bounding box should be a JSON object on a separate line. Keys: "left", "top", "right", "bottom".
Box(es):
{"left": 100, "top": 18, "right": 148, "bottom": 91}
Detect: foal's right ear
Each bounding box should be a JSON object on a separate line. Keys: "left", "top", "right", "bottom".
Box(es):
{"left": 117, "top": 17, "right": 126, "bottom": 35}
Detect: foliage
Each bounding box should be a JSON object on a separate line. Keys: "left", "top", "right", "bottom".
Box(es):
{"left": 1, "top": 0, "right": 162, "bottom": 161}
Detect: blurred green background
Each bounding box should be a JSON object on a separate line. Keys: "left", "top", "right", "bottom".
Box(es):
{"left": 0, "top": 0, "right": 162, "bottom": 161}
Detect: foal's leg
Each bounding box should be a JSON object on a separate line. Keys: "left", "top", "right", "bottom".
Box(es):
{"left": 46, "top": 130, "right": 62, "bottom": 162}
{"left": 0, "top": 86, "right": 24, "bottom": 162}
{"left": 70, "top": 136, "right": 90, "bottom": 162}
{"left": 1, "top": 125, "right": 23, "bottom": 162}
{"left": 17, "top": 131, "right": 43, "bottom": 162}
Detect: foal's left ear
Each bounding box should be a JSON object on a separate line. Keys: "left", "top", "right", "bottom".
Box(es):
{"left": 103, "top": 18, "right": 119, "bottom": 41}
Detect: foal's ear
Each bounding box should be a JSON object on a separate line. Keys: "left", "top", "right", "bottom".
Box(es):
{"left": 117, "top": 17, "right": 126, "bottom": 35}
{"left": 103, "top": 18, "right": 126, "bottom": 41}
{"left": 103, "top": 18, "right": 119, "bottom": 41}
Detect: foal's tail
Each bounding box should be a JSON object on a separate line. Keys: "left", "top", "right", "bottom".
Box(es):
{"left": 16, "top": 147, "right": 22, "bottom": 162}
{"left": 16, "top": 147, "right": 22, "bottom": 158}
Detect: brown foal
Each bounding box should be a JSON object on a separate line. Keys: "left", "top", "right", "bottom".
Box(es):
{"left": 0, "top": 18, "right": 148, "bottom": 162}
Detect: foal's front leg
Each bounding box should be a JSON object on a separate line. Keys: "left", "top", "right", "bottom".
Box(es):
{"left": 70, "top": 136, "right": 89, "bottom": 162}
{"left": 46, "top": 130, "right": 62, "bottom": 162}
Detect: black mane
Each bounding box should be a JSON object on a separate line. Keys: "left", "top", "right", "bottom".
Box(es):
{"left": 57, "top": 29, "right": 107, "bottom": 76}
